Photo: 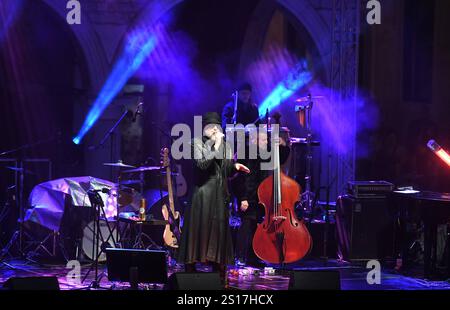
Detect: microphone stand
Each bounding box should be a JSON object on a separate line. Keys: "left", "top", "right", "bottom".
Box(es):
{"left": 0, "top": 136, "right": 56, "bottom": 157}
{"left": 89, "top": 109, "right": 130, "bottom": 250}
{"left": 81, "top": 191, "right": 115, "bottom": 289}
{"left": 232, "top": 91, "right": 238, "bottom": 125}
{"left": 91, "top": 109, "right": 130, "bottom": 181}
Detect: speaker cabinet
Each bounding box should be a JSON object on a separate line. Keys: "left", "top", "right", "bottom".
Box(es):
{"left": 336, "top": 195, "right": 395, "bottom": 260}
{"left": 166, "top": 272, "right": 223, "bottom": 290}
{"left": 3, "top": 276, "right": 60, "bottom": 290}
{"left": 105, "top": 248, "right": 168, "bottom": 285}
{"left": 289, "top": 270, "right": 341, "bottom": 290}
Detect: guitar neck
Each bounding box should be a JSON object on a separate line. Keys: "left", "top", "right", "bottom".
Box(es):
{"left": 166, "top": 165, "right": 176, "bottom": 214}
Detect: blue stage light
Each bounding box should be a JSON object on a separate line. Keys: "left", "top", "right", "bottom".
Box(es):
{"left": 258, "top": 60, "right": 312, "bottom": 117}
{"left": 72, "top": 30, "right": 157, "bottom": 144}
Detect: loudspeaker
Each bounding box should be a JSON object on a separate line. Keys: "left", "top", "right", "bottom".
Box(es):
{"left": 3, "top": 276, "right": 60, "bottom": 290}
{"left": 105, "top": 248, "right": 168, "bottom": 285}
{"left": 165, "top": 272, "right": 223, "bottom": 290}
{"left": 289, "top": 270, "right": 341, "bottom": 290}
{"left": 336, "top": 195, "right": 395, "bottom": 260}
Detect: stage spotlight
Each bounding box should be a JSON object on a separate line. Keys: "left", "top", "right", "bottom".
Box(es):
{"left": 258, "top": 60, "right": 312, "bottom": 117}
{"left": 427, "top": 139, "right": 450, "bottom": 167}
{"left": 72, "top": 30, "right": 157, "bottom": 145}
{"left": 72, "top": 137, "right": 80, "bottom": 145}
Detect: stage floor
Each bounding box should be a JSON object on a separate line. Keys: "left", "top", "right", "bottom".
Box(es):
{"left": 1, "top": 258, "right": 449, "bottom": 290}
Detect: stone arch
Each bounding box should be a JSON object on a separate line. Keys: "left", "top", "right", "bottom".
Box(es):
{"left": 41, "top": 0, "right": 110, "bottom": 91}
{"left": 239, "top": 0, "right": 331, "bottom": 84}
{"left": 122, "top": 0, "right": 330, "bottom": 83}
{"left": 38, "top": 0, "right": 331, "bottom": 100}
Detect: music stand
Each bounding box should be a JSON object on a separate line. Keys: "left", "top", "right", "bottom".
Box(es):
{"left": 105, "top": 248, "right": 167, "bottom": 289}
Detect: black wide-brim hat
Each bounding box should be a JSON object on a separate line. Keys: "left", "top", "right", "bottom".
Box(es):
{"left": 202, "top": 112, "right": 222, "bottom": 127}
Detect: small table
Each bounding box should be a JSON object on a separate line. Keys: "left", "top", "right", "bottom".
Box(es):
{"left": 390, "top": 191, "right": 450, "bottom": 278}
{"left": 117, "top": 213, "right": 168, "bottom": 250}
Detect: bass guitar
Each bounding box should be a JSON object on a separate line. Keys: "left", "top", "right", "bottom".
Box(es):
{"left": 160, "top": 147, "right": 182, "bottom": 248}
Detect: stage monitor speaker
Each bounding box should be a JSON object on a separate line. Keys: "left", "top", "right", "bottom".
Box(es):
{"left": 336, "top": 195, "right": 395, "bottom": 260}
{"left": 105, "top": 248, "right": 167, "bottom": 286}
{"left": 289, "top": 270, "right": 341, "bottom": 290}
{"left": 165, "top": 272, "right": 223, "bottom": 290}
{"left": 3, "top": 276, "right": 60, "bottom": 290}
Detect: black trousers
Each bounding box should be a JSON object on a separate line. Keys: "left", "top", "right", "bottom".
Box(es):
{"left": 235, "top": 205, "right": 262, "bottom": 265}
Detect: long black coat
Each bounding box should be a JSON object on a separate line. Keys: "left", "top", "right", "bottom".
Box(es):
{"left": 177, "top": 137, "right": 236, "bottom": 265}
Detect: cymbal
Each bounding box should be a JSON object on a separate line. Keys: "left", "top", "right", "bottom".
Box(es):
{"left": 123, "top": 166, "right": 161, "bottom": 173}
{"left": 103, "top": 161, "right": 135, "bottom": 168}
{"left": 290, "top": 137, "right": 320, "bottom": 146}
{"left": 119, "top": 180, "right": 142, "bottom": 186}
{"left": 160, "top": 171, "right": 179, "bottom": 176}
{"left": 295, "top": 96, "right": 325, "bottom": 102}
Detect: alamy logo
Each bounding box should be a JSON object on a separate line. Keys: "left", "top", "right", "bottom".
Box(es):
{"left": 66, "top": 260, "right": 81, "bottom": 285}
{"left": 66, "top": 0, "right": 81, "bottom": 25}
{"left": 170, "top": 116, "right": 278, "bottom": 170}
{"left": 366, "top": 260, "right": 381, "bottom": 284}
{"left": 366, "top": 0, "right": 381, "bottom": 25}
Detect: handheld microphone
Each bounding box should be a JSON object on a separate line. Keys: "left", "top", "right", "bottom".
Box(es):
{"left": 217, "top": 132, "right": 225, "bottom": 141}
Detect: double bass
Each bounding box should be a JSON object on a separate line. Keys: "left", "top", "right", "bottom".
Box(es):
{"left": 252, "top": 126, "right": 312, "bottom": 264}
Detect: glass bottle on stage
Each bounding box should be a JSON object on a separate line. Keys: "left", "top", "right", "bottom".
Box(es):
{"left": 139, "top": 198, "right": 146, "bottom": 221}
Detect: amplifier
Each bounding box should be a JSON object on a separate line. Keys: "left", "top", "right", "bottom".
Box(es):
{"left": 347, "top": 181, "right": 394, "bottom": 198}
{"left": 336, "top": 195, "right": 395, "bottom": 260}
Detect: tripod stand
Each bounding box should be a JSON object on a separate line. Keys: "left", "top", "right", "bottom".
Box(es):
{"left": 1, "top": 137, "right": 55, "bottom": 263}
{"left": 0, "top": 163, "right": 27, "bottom": 262}
{"left": 81, "top": 190, "right": 116, "bottom": 289}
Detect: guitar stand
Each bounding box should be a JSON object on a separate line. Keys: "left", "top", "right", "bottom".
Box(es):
{"left": 132, "top": 223, "right": 163, "bottom": 250}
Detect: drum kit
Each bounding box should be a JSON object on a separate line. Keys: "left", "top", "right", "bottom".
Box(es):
{"left": 79, "top": 160, "right": 176, "bottom": 287}
{"left": 79, "top": 160, "right": 178, "bottom": 263}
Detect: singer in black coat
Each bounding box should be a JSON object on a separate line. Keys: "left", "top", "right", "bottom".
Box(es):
{"left": 177, "top": 112, "right": 250, "bottom": 272}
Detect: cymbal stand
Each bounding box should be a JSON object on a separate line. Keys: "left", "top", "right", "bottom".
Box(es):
{"left": 115, "top": 169, "right": 129, "bottom": 247}
{"left": 296, "top": 94, "right": 316, "bottom": 219}
{"left": 133, "top": 169, "right": 147, "bottom": 249}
